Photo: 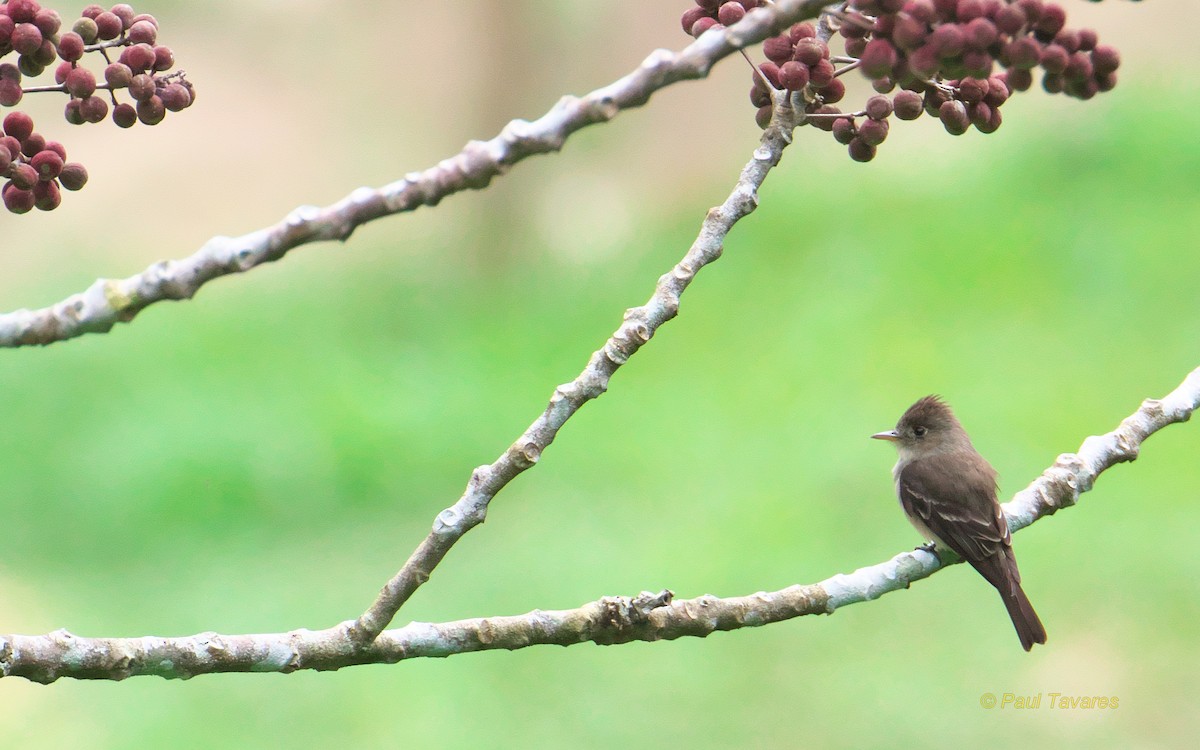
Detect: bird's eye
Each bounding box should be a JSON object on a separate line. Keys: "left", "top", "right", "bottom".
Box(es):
{"left": 914, "top": 425, "right": 928, "bottom": 438}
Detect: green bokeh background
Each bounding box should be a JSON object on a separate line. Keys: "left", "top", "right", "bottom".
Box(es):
{"left": 2, "top": 2, "right": 1197, "bottom": 748}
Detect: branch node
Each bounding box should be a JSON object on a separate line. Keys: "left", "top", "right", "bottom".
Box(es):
{"left": 434, "top": 506, "right": 462, "bottom": 533}
{"left": 469, "top": 465, "right": 489, "bottom": 489}
{"left": 512, "top": 441, "right": 541, "bottom": 468}
{"left": 595, "top": 589, "right": 675, "bottom": 642}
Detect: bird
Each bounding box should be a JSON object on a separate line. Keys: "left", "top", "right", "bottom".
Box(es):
{"left": 872, "top": 395, "right": 1047, "bottom": 651}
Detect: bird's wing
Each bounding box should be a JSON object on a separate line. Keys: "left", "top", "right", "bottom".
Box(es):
{"left": 898, "top": 454, "right": 1014, "bottom": 578}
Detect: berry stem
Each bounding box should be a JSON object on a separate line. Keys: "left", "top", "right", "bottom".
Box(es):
{"left": 83, "top": 38, "right": 131, "bottom": 54}
{"left": 833, "top": 59, "right": 862, "bottom": 78}
{"left": 20, "top": 84, "right": 69, "bottom": 94}
{"left": 21, "top": 82, "right": 121, "bottom": 95}
{"left": 804, "top": 109, "right": 866, "bottom": 119}
{"left": 740, "top": 48, "right": 779, "bottom": 92}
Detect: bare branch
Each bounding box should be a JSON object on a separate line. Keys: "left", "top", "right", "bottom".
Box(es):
{"left": 344, "top": 99, "right": 804, "bottom": 645}
{"left": 3, "top": 365, "right": 1195, "bottom": 683}
{"left": 0, "top": 0, "right": 830, "bottom": 349}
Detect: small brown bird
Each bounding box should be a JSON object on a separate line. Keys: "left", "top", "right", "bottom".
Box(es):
{"left": 872, "top": 396, "right": 1047, "bottom": 651}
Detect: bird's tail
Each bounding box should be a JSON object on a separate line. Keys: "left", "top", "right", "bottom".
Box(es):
{"left": 1001, "top": 582, "right": 1047, "bottom": 652}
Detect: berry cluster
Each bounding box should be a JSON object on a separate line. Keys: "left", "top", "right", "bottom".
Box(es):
{"left": 679, "top": 0, "right": 1122, "bottom": 163}
{"left": 1, "top": 111, "right": 86, "bottom": 213}
{"left": 0, "top": 1, "right": 194, "bottom": 212}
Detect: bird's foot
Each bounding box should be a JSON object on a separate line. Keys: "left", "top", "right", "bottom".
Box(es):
{"left": 915, "top": 541, "right": 942, "bottom": 562}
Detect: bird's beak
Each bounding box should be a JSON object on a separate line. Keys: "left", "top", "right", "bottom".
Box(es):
{"left": 871, "top": 430, "right": 900, "bottom": 441}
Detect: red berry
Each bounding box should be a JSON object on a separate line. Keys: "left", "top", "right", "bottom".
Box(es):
{"left": 0, "top": 136, "right": 20, "bottom": 160}
{"left": 1003, "top": 37, "right": 1041, "bottom": 69}
{"left": 5, "top": 0, "right": 40, "bottom": 24}
{"left": 778, "top": 60, "right": 809, "bottom": 91}
{"left": 129, "top": 73, "right": 155, "bottom": 101}
{"left": 754, "top": 104, "right": 773, "bottom": 130}
{"left": 1091, "top": 45, "right": 1120, "bottom": 76}
{"left": 983, "top": 76, "right": 1010, "bottom": 106}
{"left": 112, "top": 102, "right": 137, "bottom": 128}
{"left": 153, "top": 45, "right": 175, "bottom": 71}
{"left": 892, "top": 16, "right": 927, "bottom": 51}
{"left": 1034, "top": 3, "right": 1066, "bottom": 39}
{"left": 680, "top": 7, "right": 708, "bottom": 35}
{"left": 110, "top": 4, "right": 136, "bottom": 29}
{"left": 820, "top": 77, "right": 846, "bottom": 103}
{"left": 848, "top": 138, "right": 876, "bottom": 163}
{"left": 136, "top": 95, "right": 166, "bottom": 125}
{"left": 717, "top": 2, "right": 745, "bottom": 25}
{"left": 3, "top": 184, "right": 35, "bottom": 214}
{"left": 72, "top": 17, "right": 99, "bottom": 43}
{"left": 1040, "top": 45, "right": 1068, "bottom": 73}
{"left": 32, "top": 179, "right": 61, "bottom": 211}
{"left": 964, "top": 18, "right": 997, "bottom": 50}
{"left": 121, "top": 43, "right": 157, "bottom": 72}
{"left": 957, "top": 77, "right": 988, "bottom": 103}
{"left": 94, "top": 11, "right": 122, "bottom": 40}
{"left": 809, "top": 59, "right": 835, "bottom": 88}
{"left": 161, "top": 83, "right": 191, "bottom": 111}
{"left": 938, "top": 100, "right": 970, "bottom": 135}
{"left": 757, "top": 62, "right": 781, "bottom": 89}
{"left": 63, "top": 98, "right": 84, "bottom": 125}
{"left": 930, "top": 25, "right": 965, "bottom": 59}
{"left": 832, "top": 117, "right": 856, "bottom": 145}
{"left": 0, "top": 79, "right": 24, "bottom": 107}
{"left": 860, "top": 39, "right": 898, "bottom": 79}
{"left": 31, "top": 149, "right": 62, "bottom": 180}
{"left": 105, "top": 62, "right": 133, "bottom": 88}
{"left": 857, "top": 118, "right": 889, "bottom": 146}
{"left": 79, "top": 95, "right": 108, "bottom": 123}
{"left": 893, "top": 90, "right": 924, "bottom": 120}
{"left": 865, "top": 94, "right": 894, "bottom": 120}
{"left": 908, "top": 45, "right": 940, "bottom": 78}
{"left": 789, "top": 23, "right": 816, "bottom": 42}
{"left": 56, "top": 31, "right": 84, "bottom": 61}
{"left": 65, "top": 67, "right": 97, "bottom": 98}
{"left": 1005, "top": 67, "right": 1033, "bottom": 91}
{"left": 10, "top": 162, "right": 38, "bottom": 189}
{"left": 34, "top": 8, "right": 60, "bottom": 37}
{"left": 3, "top": 111, "right": 35, "bottom": 142}
{"left": 994, "top": 6, "right": 1026, "bottom": 35}
{"left": 690, "top": 17, "right": 718, "bottom": 37}
{"left": 1016, "top": 0, "right": 1044, "bottom": 24}
{"left": 11, "top": 22, "right": 43, "bottom": 56}
{"left": 792, "top": 38, "right": 826, "bottom": 66}
{"left": 127, "top": 19, "right": 157, "bottom": 45}
{"left": 763, "top": 35, "right": 794, "bottom": 65}
{"left": 20, "top": 133, "right": 45, "bottom": 157}
{"left": 58, "top": 161, "right": 88, "bottom": 190}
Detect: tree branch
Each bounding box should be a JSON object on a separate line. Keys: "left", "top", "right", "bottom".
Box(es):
{"left": 3, "top": 365, "right": 1195, "bottom": 683}
{"left": 0, "top": 0, "right": 829, "bottom": 349}
{"left": 343, "top": 95, "right": 804, "bottom": 645}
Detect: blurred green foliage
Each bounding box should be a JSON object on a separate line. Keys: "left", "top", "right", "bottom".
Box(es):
{"left": 2, "top": 10, "right": 1198, "bottom": 749}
